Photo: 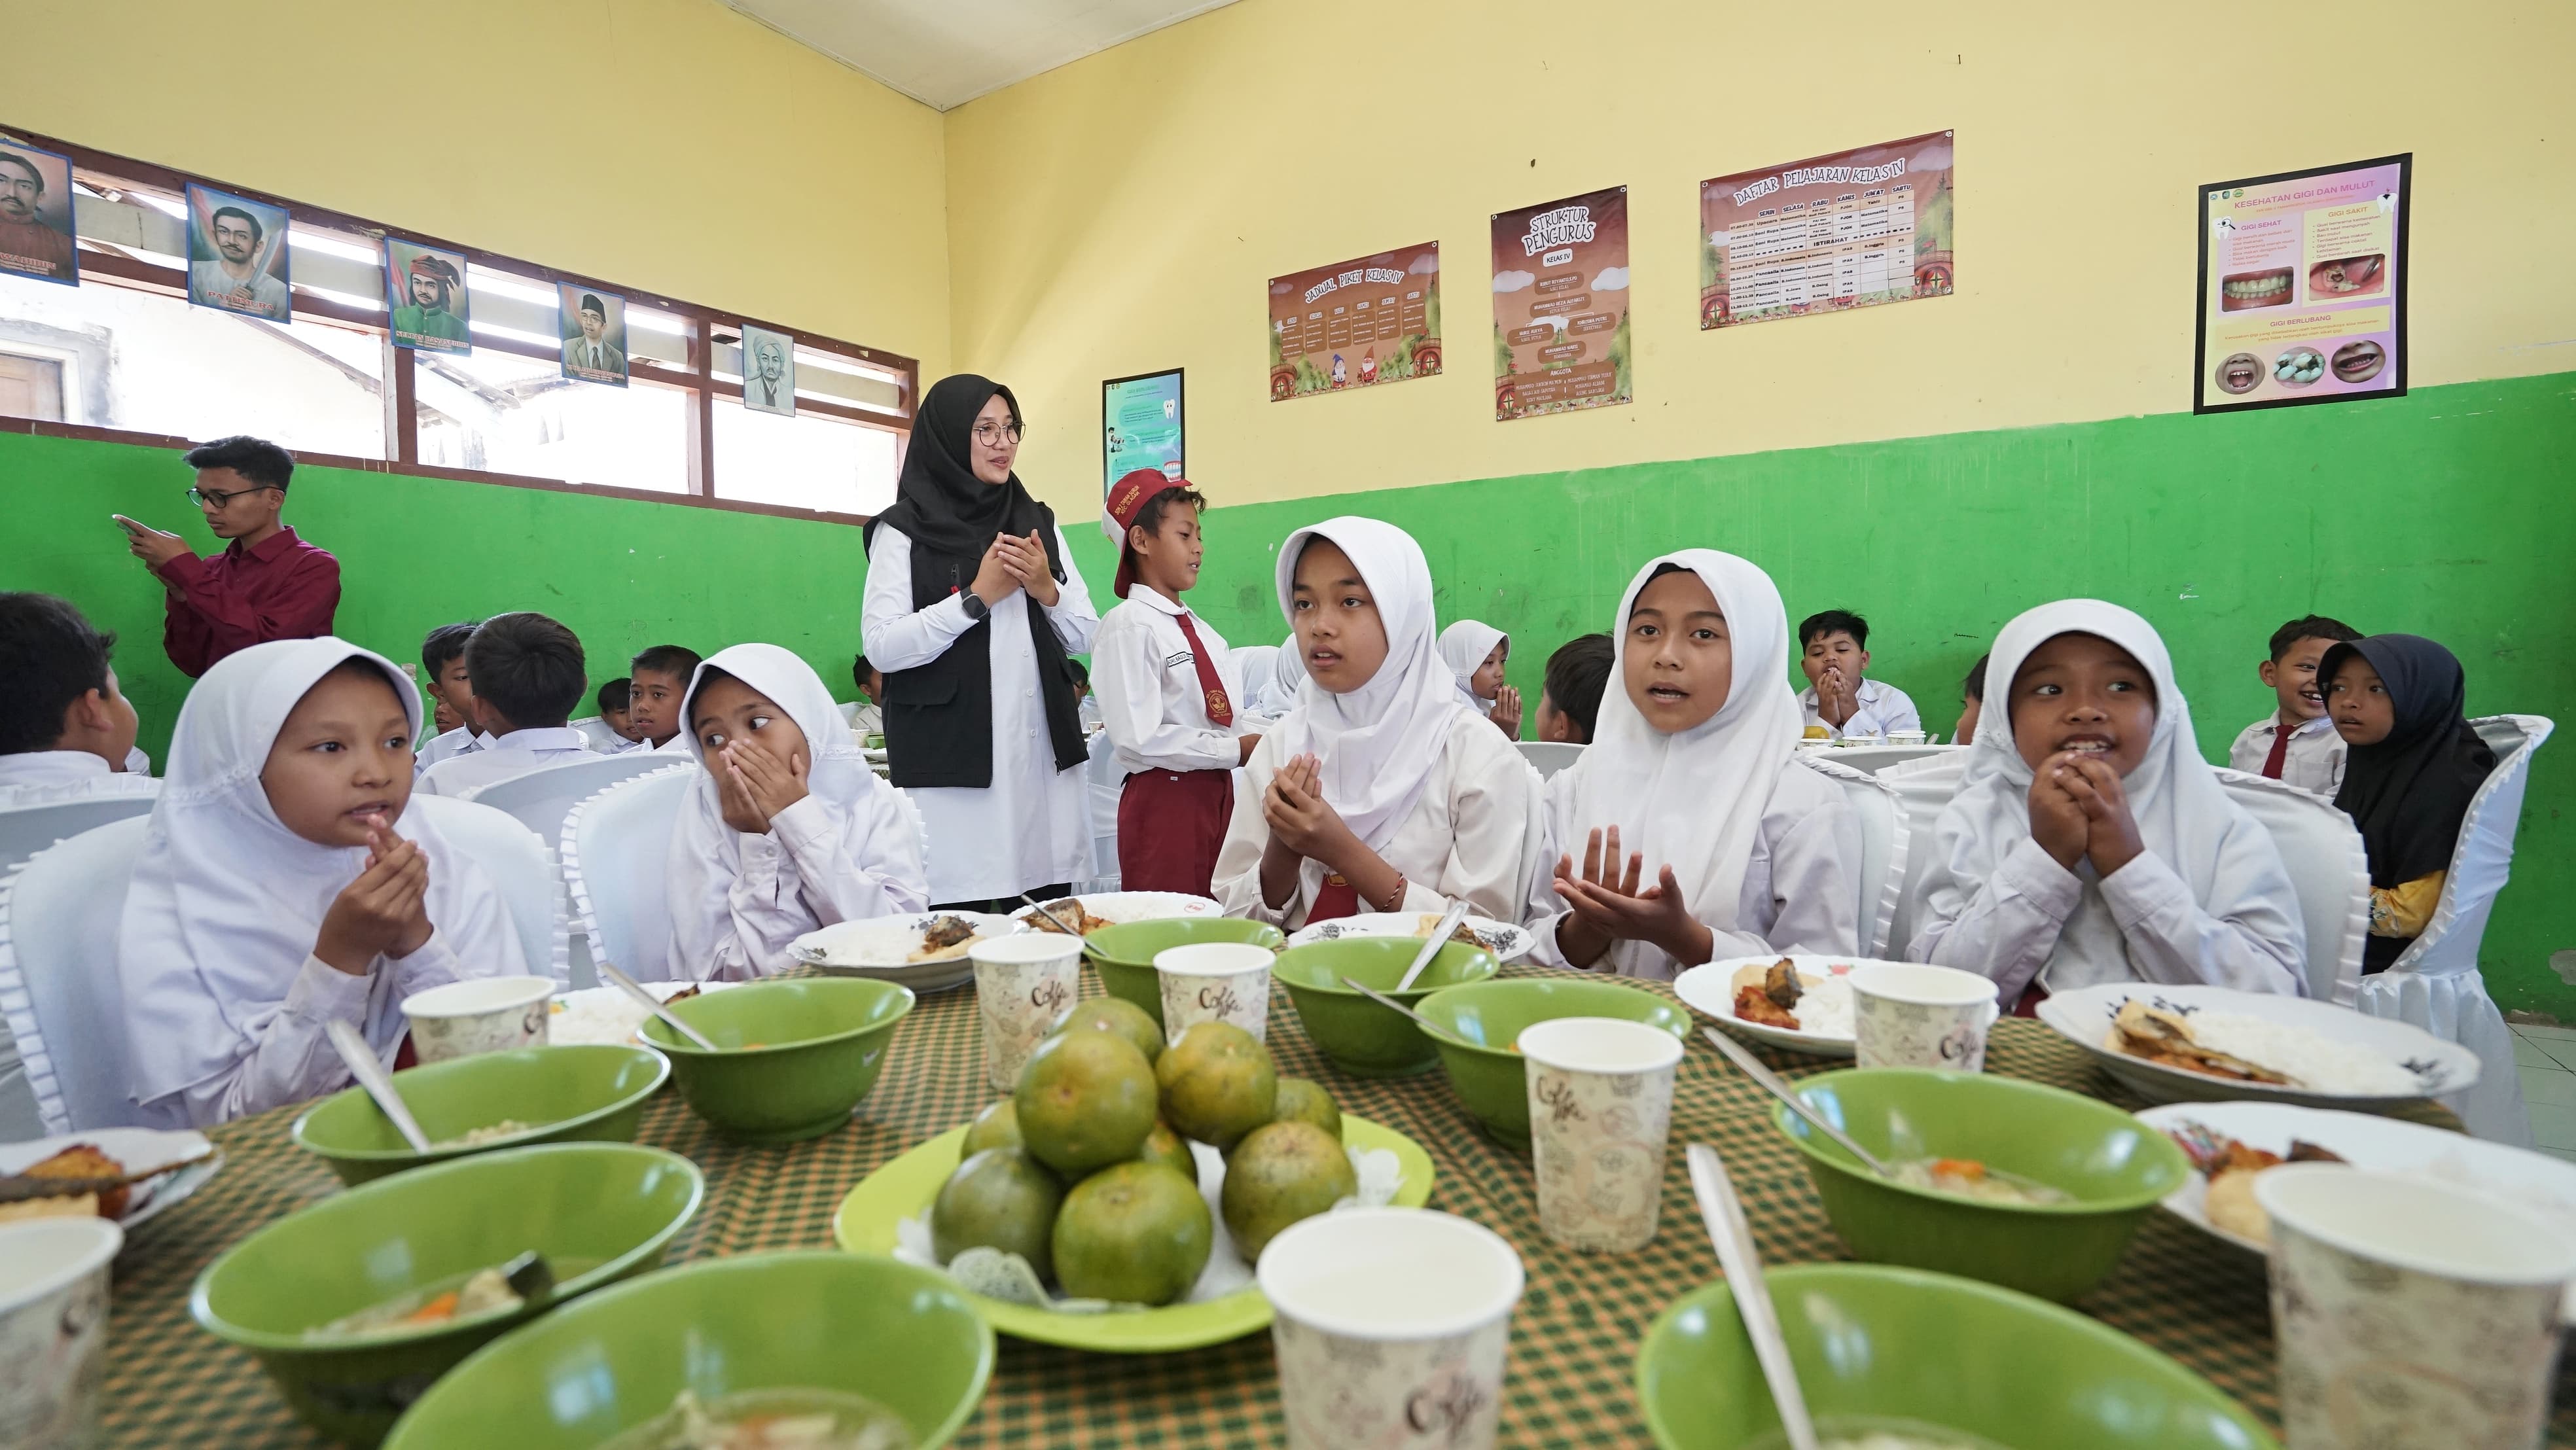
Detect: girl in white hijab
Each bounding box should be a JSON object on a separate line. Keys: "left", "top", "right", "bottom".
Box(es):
{"left": 1437, "top": 619, "right": 1522, "bottom": 737}
{"left": 118, "top": 638, "right": 526, "bottom": 1128}
{"left": 1533, "top": 552, "right": 1861, "bottom": 981}
{"left": 1213, "top": 519, "right": 1544, "bottom": 929}
{"left": 1906, "top": 599, "right": 2304, "bottom": 1002}
{"left": 666, "top": 643, "right": 929, "bottom": 979}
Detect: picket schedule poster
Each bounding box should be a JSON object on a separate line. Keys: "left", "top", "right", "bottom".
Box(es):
{"left": 1491, "top": 186, "right": 1630, "bottom": 421}
{"left": 1101, "top": 368, "right": 1184, "bottom": 498}
{"left": 1267, "top": 244, "right": 1441, "bottom": 400}
{"left": 1699, "top": 131, "right": 1954, "bottom": 329}
{"left": 2194, "top": 154, "right": 2408, "bottom": 414}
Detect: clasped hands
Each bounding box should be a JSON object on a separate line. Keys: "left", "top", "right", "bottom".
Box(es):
{"left": 2027, "top": 751, "right": 2143, "bottom": 877}
{"left": 315, "top": 821, "right": 435, "bottom": 974}
{"left": 969, "top": 530, "right": 1060, "bottom": 609}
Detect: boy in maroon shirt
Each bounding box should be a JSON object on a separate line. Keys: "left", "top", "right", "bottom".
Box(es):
{"left": 116, "top": 435, "right": 340, "bottom": 677}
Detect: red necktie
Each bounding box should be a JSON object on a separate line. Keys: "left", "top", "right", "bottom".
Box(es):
{"left": 2260, "top": 726, "right": 2293, "bottom": 779}
{"left": 1173, "top": 613, "right": 1234, "bottom": 727}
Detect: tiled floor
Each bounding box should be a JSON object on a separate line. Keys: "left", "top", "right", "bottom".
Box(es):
{"left": 2509, "top": 1022, "right": 2576, "bottom": 1162}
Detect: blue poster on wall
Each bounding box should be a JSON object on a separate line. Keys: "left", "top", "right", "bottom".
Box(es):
{"left": 1101, "top": 368, "right": 1184, "bottom": 500}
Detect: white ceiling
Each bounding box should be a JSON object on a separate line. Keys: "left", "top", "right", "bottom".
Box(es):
{"left": 721, "top": 0, "right": 1245, "bottom": 110}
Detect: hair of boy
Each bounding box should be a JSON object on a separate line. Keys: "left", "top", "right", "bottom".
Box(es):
{"left": 420, "top": 621, "right": 478, "bottom": 676}
{"left": 630, "top": 644, "right": 702, "bottom": 681}
{"left": 1962, "top": 652, "right": 1990, "bottom": 702}
{"left": 0, "top": 592, "right": 114, "bottom": 755}
{"left": 465, "top": 611, "right": 588, "bottom": 730}
{"left": 181, "top": 434, "right": 295, "bottom": 489}
{"left": 2268, "top": 614, "right": 2362, "bottom": 661}
{"left": 1797, "top": 608, "right": 1869, "bottom": 650}
{"left": 598, "top": 677, "right": 630, "bottom": 713}
{"left": 851, "top": 652, "right": 874, "bottom": 692}
{"left": 1131, "top": 484, "right": 1208, "bottom": 543}
{"left": 1066, "top": 658, "right": 1090, "bottom": 688}
{"left": 1543, "top": 632, "right": 1615, "bottom": 742}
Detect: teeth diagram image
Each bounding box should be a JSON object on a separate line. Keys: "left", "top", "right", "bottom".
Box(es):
{"left": 2274, "top": 346, "right": 2327, "bottom": 387}
{"left": 2331, "top": 339, "right": 2387, "bottom": 383}
{"left": 2308, "top": 253, "right": 2386, "bottom": 298}
{"left": 2216, "top": 351, "right": 2264, "bottom": 394}
{"left": 2220, "top": 268, "right": 2293, "bottom": 311}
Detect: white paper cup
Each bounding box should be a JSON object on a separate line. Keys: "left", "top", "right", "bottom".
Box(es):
{"left": 401, "top": 975, "right": 556, "bottom": 1064}
{"left": 2256, "top": 1165, "right": 2576, "bottom": 1449}
{"left": 971, "top": 934, "right": 1084, "bottom": 1091}
{"left": 1258, "top": 1207, "right": 1525, "bottom": 1450}
{"left": 1848, "top": 963, "right": 1998, "bottom": 1072}
{"left": 0, "top": 1216, "right": 123, "bottom": 1449}
{"left": 1155, "top": 942, "right": 1273, "bottom": 1043}
{"left": 1518, "top": 1016, "right": 1684, "bottom": 1253}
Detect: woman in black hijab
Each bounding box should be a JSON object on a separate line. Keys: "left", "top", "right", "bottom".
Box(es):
{"left": 2322, "top": 634, "right": 2496, "bottom": 973}
{"left": 861, "top": 375, "right": 1097, "bottom": 909}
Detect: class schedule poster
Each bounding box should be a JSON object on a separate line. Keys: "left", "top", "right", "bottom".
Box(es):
{"left": 1491, "top": 186, "right": 1630, "bottom": 421}
{"left": 1699, "top": 131, "right": 1954, "bottom": 330}
{"left": 2194, "top": 154, "right": 2408, "bottom": 414}
{"left": 1102, "top": 368, "right": 1184, "bottom": 498}
{"left": 1267, "top": 244, "right": 1441, "bottom": 400}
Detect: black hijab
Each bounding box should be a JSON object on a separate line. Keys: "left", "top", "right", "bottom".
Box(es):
{"left": 870, "top": 373, "right": 1063, "bottom": 576}
{"left": 2325, "top": 634, "right": 2495, "bottom": 887}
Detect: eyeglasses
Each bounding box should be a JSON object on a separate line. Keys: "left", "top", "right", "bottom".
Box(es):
{"left": 187, "top": 484, "right": 276, "bottom": 508}
{"left": 971, "top": 421, "right": 1024, "bottom": 447}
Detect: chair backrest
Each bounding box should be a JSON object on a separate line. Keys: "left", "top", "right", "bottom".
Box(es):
{"left": 1792, "top": 755, "right": 1908, "bottom": 957}
{"left": 405, "top": 795, "right": 570, "bottom": 985}
{"left": 2213, "top": 768, "right": 2370, "bottom": 1004}
{"left": 0, "top": 816, "right": 151, "bottom": 1134}
{"left": 571, "top": 717, "right": 623, "bottom": 751}
{"left": 1816, "top": 744, "right": 1962, "bottom": 777}
{"left": 562, "top": 766, "right": 696, "bottom": 981}
{"left": 1882, "top": 752, "right": 1967, "bottom": 957}
{"left": 837, "top": 700, "right": 865, "bottom": 726}
{"left": 1081, "top": 729, "right": 1124, "bottom": 892}
{"left": 2386, "top": 715, "right": 2551, "bottom": 980}
{"left": 1515, "top": 741, "right": 1584, "bottom": 780}
{"left": 457, "top": 751, "right": 677, "bottom": 850}
{"left": 0, "top": 793, "right": 159, "bottom": 887}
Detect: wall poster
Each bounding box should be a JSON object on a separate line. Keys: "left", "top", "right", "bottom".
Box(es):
{"left": 1491, "top": 186, "right": 1630, "bottom": 421}
{"left": 385, "top": 238, "right": 471, "bottom": 353}
{"left": 740, "top": 324, "right": 796, "bottom": 416}
{"left": 2194, "top": 154, "right": 2408, "bottom": 414}
{"left": 185, "top": 183, "right": 291, "bottom": 321}
{"left": 0, "top": 137, "right": 78, "bottom": 286}
{"left": 1102, "top": 368, "right": 1184, "bottom": 499}
{"left": 1267, "top": 245, "right": 1440, "bottom": 400}
{"left": 1699, "top": 131, "right": 1954, "bottom": 329}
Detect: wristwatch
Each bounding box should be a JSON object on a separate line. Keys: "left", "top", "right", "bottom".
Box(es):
{"left": 958, "top": 588, "right": 990, "bottom": 623}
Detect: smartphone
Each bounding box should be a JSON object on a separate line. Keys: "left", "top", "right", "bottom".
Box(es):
{"left": 111, "top": 514, "right": 148, "bottom": 535}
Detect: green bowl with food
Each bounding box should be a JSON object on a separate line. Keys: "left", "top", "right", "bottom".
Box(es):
{"left": 1412, "top": 978, "right": 1691, "bottom": 1148}
{"left": 1082, "top": 917, "right": 1285, "bottom": 1017}
{"left": 1774, "top": 1069, "right": 2192, "bottom": 1303}
{"left": 1270, "top": 938, "right": 1499, "bottom": 1078}
{"left": 382, "top": 1250, "right": 994, "bottom": 1449}
{"left": 639, "top": 977, "right": 914, "bottom": 1144}
{"left": 1635, "top": 1262, "right": 2278, "bottom": 1449}
{"left": 191, "top": 1142, "right": 704, "bottom": 1447}
{"left": 291, "top": 1044, "right": 670, "bottom": 1186}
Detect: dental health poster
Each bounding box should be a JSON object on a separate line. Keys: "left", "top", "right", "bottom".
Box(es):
{"left": 1267, "top": 244, "right": 1441, "bottom": 400}
{"left": 1699, "top": 131, "right": 1956, "bottom": 329}
{"left": 1491, "top": 186, "right": 1631, "bottom": 421}
{"left": 2194, "top": 154, "right": 2408, "bottom": 414}
{"left": 1101, "top": 368, "right": 1184, "bottom": 499}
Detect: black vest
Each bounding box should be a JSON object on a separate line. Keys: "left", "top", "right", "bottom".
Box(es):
{"left": 874, "top": 529, "right": 1088, "bottom": 789}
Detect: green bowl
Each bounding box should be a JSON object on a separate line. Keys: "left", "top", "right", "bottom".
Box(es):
{"left": 1774, "top": 1069, "right": 2192, "bottom": 1303}
{"left": 191, "top": 1142, "right": 704, "bottom": 1447}
{"left": 291, "top": 1044, "right": 670, "bottom": 1186}
{"left": 1270, "top": 938, "right": 1499, "bottom": 1078}
{"left": 1636, "top": 1263, "right": 2277, "bottom": 1449}
{"left": 1082, "top": 916, "right": 1287, "bottom": 1017}
{"left": 639, "top": 977, "right": 914, "bottom": 1144}
{"left": 383, "top": 1251, "right": 994, "bottom": 1449}
{"left": 1413, "top": 978, "right": 1691, "bottom": 1148}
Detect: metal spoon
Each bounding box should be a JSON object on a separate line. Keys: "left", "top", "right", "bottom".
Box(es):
{"left": 598, "top": 960, "right": 721, "bottom": 1052}
{"left": 1687, "top": 1143, "right": 1821, "bottom": 1450}
{"left": 325, "top": 1019, "right": 433, "bottom": 1154}
{"left": 1699, "top": 1027, "right": 1895, "bottom": 1178}
{"left": 1340, "top": 976, "right": 1452, "bottom": 1036}
{"left": 1019, "top": 893, "right": 1084, "bottom": 937}
{"left": 497, "top": 1249, "right": 555, "bottom": 1303}
{"left": 1395, "top": 899, "right": 1473, "bottom": 992}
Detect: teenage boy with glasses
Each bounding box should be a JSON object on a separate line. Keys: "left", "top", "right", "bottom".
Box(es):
{"left": 116, "top": 434, "right": 340, "bottom": 677}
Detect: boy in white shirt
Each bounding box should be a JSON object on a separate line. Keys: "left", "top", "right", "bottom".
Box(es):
{"left": 0, "top": 592, "right": 157, "bottom": 807}
{"left": 626, "top": 643, "right": 702, "bottom": 752}
{"left": 416, "top": 611, "right": 599, "bottom": 796}
{"left": 412, "top": 622, "right": 489, "bottom": 774}
{"left": 848, "top": 654, "right": 885, "bottom": 737}
{"left": 1797, "top": 609, "right": 1921, "bottom": 739}
{"left": 1092, "top": 470, "right": 1257, "bottom": 894}
{"left": 2228, "top": 614, "right": 2360, "bottom": 796}
{"left": 595, "top": 678, "right": 652, "bottom": 754}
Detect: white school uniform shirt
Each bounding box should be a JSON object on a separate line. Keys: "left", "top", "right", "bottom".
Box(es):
{"left": 1798, "top": 678, "right": 1921, "bottom": 739}
{"left": 1094, "top": 589, "right": 1248, "bottom": 775}
{"left": 414, "top": 727, "right": 599, "bottom": 797}
{"left": 861, "top": 523, "right": 1099, "bottom": 902}
{"left": 0, "top": 751, "right": 162, "bottom": 809}
{"left": 848, "top": 701, "right": 884, "bottom": 736}
{"left": 415, "top": 724, "right": 489, "bottom": 775}
{"left": 599, "top": 734, "right": 652, "bottom": 755}
{"left": 2228, "top": 714, "right": 2348, "bottom": 798}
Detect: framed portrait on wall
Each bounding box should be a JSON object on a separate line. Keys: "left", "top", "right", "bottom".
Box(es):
{"left": 0, "top": 138, "right": 79, "bottom": 285}
{"left": 385, "top": 238, "right": 472, "bottom": 353}
{"left": 185, "top": 183, "right": 291, "bottom": 321}
{"left": 740, "top": 323, "right": 796, "bottom": 416}
{"left": 558, "top": 283, "right": 629, "bottom": 386}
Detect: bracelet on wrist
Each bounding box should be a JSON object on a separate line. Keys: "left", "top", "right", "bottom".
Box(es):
{"left": 1376, "top": 873, "right": 1408, "bottom": 913}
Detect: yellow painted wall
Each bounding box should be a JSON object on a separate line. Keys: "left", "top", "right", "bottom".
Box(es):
{"left": 943, "top": 0, "right": 2576, "bottom": 514}
{"left": 9, "top": 0, "right": 952, "bottom": 376}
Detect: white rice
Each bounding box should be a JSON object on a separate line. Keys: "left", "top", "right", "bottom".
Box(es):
{"left": 549, "top": 989, "right": 654, "bottom": 1047}
{"left": 2180, "top": 1011, "right": 2424, "bottom": 1095}
{"left": 1793, "top": 974, "right": 1855, "bottom": 1038}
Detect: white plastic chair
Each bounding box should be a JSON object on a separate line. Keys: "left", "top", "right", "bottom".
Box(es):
{"left": 1818, "top": 743, "right": 1962, "bottom": 777}
{"left": 1881, "top": 752, "right": 1966, "bottom": 957}
{"left": 0, "top": 817, "right": 150, "bottom": 1135}
{"left": 1080, "top": 730, "right": 1124, "bottom": 893}
{"left": 1793, "top": 754, "right": 1908, "bottom": 957}
{"left": 406, "top": 795, "right": 573, "bottom": 987}
{"left": 571, "top": 717, "right": 623, "bottom": 751}
{"left": 2359, "top": 715, "right": 2550, "bottom": 1145}
{"left": 457, "top": 751, "right": 678, "bottom": 850}
{"left": 0, "top": 793, "right": 158, "bottom": 885}
{"left": 562, "top": 766, "right": 697, "bottom": 982}
{"left": 2212, "top": 769, "right": 2370, "bottom": 1005}
{"left": 1515, "top": 741, "right": 1584, "bottom": 781}
{"left": 837, "top": 701, "right": 865, "bottom": 726}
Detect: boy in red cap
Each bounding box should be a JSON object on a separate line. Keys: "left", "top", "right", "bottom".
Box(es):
{"left": 1092, "top": 469, "right": 1259, "bottom": 894}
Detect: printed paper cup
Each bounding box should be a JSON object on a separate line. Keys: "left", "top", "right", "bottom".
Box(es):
{"left": 971, "top": 934, "right": 1084, "bottom": 1092}
{"left": 1257, "top": 1207, "right": 1524, "bottom": 1450}
{"left": 1850, "top": 963, "right": 1997, "bottom": 1072}
{"left": 401, "top": 975, "right": 555, "bottom": 1065}
{"left": 0, "top": 1216, "right": 122, "bottom": 1449}
{"left": 1155, "top": 942, "right": 1273, "bottom": 1043}
{"left": 1519, "top": 1016, "right": 1684, "bottom": 1254}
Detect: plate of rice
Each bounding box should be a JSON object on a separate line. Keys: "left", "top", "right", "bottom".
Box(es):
{"left": 550, "top": 980, "right": 742, "bottom": 1047}
{"left": 1008, "top": 893, "right": 1221, "bottom": 937}
{"left": 1284, "top": 911, "right": 1534, "bottom": 963}
{"left": 1672, "top": 955, "right": 1876, "bottom": 1059}
{"left": 2036, "top": 983, "right": 2480, "bottom": 1110}
{"left": 787, "top": 911, "right": 1025, "bottom": 992}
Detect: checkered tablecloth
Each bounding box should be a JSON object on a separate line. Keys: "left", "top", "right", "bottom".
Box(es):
{"left": 92, "top": 968, "right": 2561, "bottom": 1447}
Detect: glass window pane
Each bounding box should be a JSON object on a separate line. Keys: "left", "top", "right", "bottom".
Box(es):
{"left": 711, "top": 395, "right": 897, "bottom": 514}
{"left": 412, "top": 346, "right": 689, "bottom": 493}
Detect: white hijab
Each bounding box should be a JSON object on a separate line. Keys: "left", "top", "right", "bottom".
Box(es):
{"left": 1261, "top": 640, "right": 1308, "bottom": 716}
{"left": 1230, "top": 645, "right": 1279, "bottom": 715}
{"left": 119, "top": 638, "right": 522, "bottom": 1105}
{"left": 1438, "top": 620, "right": 1507, "bottom": 712}
{"left": 1268, "top": 518, "right": 1473, "bottom": 850}
{"left": 1916, "top": 599, "right": 2296, "bottom": 991}
{"left": 1554, "top": 552, "right": 1804, "bottom": 974}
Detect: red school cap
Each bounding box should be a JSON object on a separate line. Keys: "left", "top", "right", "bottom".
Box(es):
{"left": 1105, "top": 467, "right": 1189, "bottom": 599}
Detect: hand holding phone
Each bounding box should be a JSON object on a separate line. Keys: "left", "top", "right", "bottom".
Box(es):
{"left": 111, "top": 514, "right": 147, "bottom": 535}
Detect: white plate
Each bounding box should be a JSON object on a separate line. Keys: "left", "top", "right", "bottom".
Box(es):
{"left": 862, "top": 747, "right": 889, "bottom": 764}
{"left": 787, "top": 911, "right": 1024, "bottom": 993}
{"left": 2036, "top": 983, "right": 2480, "bottom": 1109}
{"left": 1673, "top": 955, "right": 1891, "bottom": 1059}
{"left": 549, "top": 980, "right": 742, "bottom": 1046}
{"left": 2135, "top": 1101, "right": 2576, "bottom": 1320}
{"left": 0, "top": 1127, "right": 222, "bottom": 1239}
{"left": 1007, "top": 893, "right": 1221, "bottom": 934}
{"left": 1283, "top": 911, "right": 1534, "bottom": 963}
